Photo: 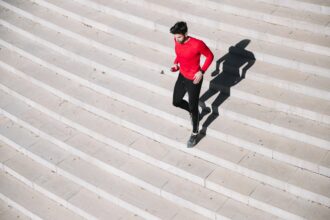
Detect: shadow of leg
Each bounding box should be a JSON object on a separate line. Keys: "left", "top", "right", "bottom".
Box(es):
{"left": 199, "top": 88, "right": 218, "bottom": 121}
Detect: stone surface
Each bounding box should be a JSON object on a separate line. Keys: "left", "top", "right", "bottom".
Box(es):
{"left": 0, "top": 0, "right": 329, "bottom": 219}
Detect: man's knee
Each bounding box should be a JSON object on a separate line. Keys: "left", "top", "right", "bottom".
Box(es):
{"left": 173, "top": 99, "right": 181, "bottom": 107}
{"left": 189, "top": 104, "right": 199, "bottom": 114}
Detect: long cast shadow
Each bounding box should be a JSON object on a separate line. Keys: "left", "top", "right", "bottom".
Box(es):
{"left": 196, "top": 39, "right": 256, "bottom": 145}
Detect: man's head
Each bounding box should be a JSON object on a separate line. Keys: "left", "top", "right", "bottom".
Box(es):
{"left": 170, "top": 21, "right": 188, "bottom": 44}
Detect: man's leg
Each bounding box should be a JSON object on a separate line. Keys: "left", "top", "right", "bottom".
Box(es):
{"left": 186, "top": 77, "right": 203, "bottom": 134}
{"left": 172, "top": 73, "right": 190, "bottom": 112}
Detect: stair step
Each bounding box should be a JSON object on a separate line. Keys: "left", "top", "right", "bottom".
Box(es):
{"left": 0, "top": 140, "right": 153, "bottom": 220}
{"left": 0, "top": 107, "right": 282, "bottom": 220}
{"left": 0, "top": 0, "right": 328, "bottom": 219}
{"left": 75, "top": 0, "right": 330, "bottom": 56}
{"left": 0, "top": 65, "right": 329, "bottom": 220}
{"left": 0, "top": 170, "right": 84, "bottom": 220}
{"left": 256, "top": 0, "right": 330, "bottom": 15}
{"left": 0, "top": 117, "right": 283, "bottom": 220}
{"left": 0, "top": 46, "right": 329, "bottom": 179}
{"left": 0, "top": 118, "right": 211, "bottom": 220}
{"left": 2, "top": 0, "right": 330, "bottom": 101}
{"left": 179, "top": 0, "right": 330, "bottom": 35}
{"left": 0, "top": 198, "right": 32, "bottom": 220}
{"left": 16, "top": 0, "right": 330, "bottom": 71}
{"left": 0, "top": 12, "right": 329, "bottom": 125}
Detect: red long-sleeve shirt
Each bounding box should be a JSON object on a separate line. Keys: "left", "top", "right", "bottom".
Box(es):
{"left": 173, "top": 36, "right": 214, "bottom": 80}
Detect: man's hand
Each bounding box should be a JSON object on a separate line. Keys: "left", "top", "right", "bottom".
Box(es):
{"left": 193, "top": 71, "right": 203, "bottom": 84}
{"left": 170, "top": 64, "right": 179, "bottom": 72}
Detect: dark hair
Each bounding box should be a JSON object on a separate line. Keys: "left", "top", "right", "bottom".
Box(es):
{"left": 170, "top": 21, "right": 188, "bottom": 35}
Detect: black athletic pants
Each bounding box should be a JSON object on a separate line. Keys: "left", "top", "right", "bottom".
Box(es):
{"left": 172, "top": 73, "right": 203, "bottom": 133}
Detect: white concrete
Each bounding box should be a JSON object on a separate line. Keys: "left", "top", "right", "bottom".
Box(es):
{"left": 0, "top": 0, "right": 329, "bottom": 219}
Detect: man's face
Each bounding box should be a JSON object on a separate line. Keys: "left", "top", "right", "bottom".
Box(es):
{"left": 174, "top": 34, "right": 186, "bottom": 44}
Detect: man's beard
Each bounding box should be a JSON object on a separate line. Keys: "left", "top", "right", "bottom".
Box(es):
{"left": 178, "top": 37, "right": 187, "bottom": 44}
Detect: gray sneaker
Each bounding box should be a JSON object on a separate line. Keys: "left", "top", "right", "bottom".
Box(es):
{"left": 187, "top": 133, "right": 198, "bottom": 148}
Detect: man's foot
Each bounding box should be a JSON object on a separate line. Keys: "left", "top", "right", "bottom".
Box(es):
{"left": 187, "top": 132, "right": 198, "bottom": 148}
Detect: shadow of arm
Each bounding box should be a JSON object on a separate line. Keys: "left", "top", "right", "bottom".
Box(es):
{"left": 211, "top": 53, "right": 229, "bottom": 77}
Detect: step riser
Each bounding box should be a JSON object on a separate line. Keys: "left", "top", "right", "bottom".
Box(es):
{"left": 0, "top": 133, "right": 218, "bottom": 220}
{"left": 3, "top": 0, "right": 329, "bottom": 102}
{"left": 2, "top": 27, "right": 328, "bottom": 165}
{"left": 31, "top": 0, "right": 330, "bottom": 67}
{"left": 217, "top": 107, "right": 330, "bottom": 151}
{"left": 0, "top": 132, "right": 160, "bottom": 220}
{"left": 233, "top": 88, "right": 330, "bottom": 125}
{"left": 0, "top": 121, "right": 220, "bottom": 220}
{"left": 1, "top": 75, "right": 328, "bottom": 209}
{"left": 2, "top": 31, "right": 329, "bottom": 177}
{"left": 0, "top": 17, "right": 169, "bottom": 95}
{"left": 0, "top": 104, "right": 305, "bottom": 220}
{"left": 1, "top": 33, "right": 329, "bottom": 173}
{"left": 0, "top": 63, "right": 310, "bottom": 216}
{"left": 0, "top": 0, "right": 328, "bottom": 219}
{"left": 0, "top": 193, "right": 43, "bottom": 220}
{"left": 1, "top": 52, "right": 329, "bottom": 180}
{"left": 256, "top": 0, "right": 330, "bottom": 15}
{"left": 75, "top": 0, "right": 330, "bottom": 58}
{"left": 0, "top": 158, "right": 97, "bottom": 220}
{"left": 248, "top": 73, "right": 330, "bottom": 102}
{"left": 0, "top": 0, "right": 324, "bottom": 100}
{"left": 1, "top": 19, "right": 328, "bottom": 128}
{"left": 178, "top": 0, "right": 330, "bottom": 35}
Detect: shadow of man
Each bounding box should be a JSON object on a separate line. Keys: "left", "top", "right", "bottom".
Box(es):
{"left": 195, "top": 39, "right": 256, "bottom": 145}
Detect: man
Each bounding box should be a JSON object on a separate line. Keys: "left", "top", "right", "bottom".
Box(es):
{"left": 170, "top": 21, "right": 214, "bottom": 148}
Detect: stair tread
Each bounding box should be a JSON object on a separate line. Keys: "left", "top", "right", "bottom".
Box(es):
{"left": 0, "top": 141, "right": 152, "bottom": 220}
{"left": 0, "top": 171, "right": 84, "bottom": 220}
{"left": 0, "top": 0, "right": 329, "bottom": 219}
{"left": 0, "top": 119, "right": 211, "bottom": 220}
{"left": 1, "top": 71, "right": 330, "bottom": 219}
{"left": 0, "top": 106, "right": 315, "bottom": 220}
{"left": 0, "top": 16, "right": 329, "bottom": 125}
{"left": 0, "top": 197, "right": 32, "bottom": 220}
{"left": 1, "top": 46, "right": 329, "bottom": 170}
{"left": 4, "top": 0, "right": 330, "bottom": 98}
{"left": 33, "top": 0, "right": 330, "bottom": 61}
{"left": 200, "top": 0, "right": 330, "bottom": 27}
{"left": 1, "top": 67, "right": 330, "bottom": 209}
{"left": 92, "top": 0, "right": 330, "bottom": 49}
{"left": 1, "top": 30, "right": 328, "bottom": 157}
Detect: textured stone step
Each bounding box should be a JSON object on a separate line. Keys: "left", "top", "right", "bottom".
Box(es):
{"left": 0, "top": 170, "right": 84, "bottom": 220}
{"left": 0, "top": 14, "right": 329, "bottom": 126}
{"left": 75, "top": 0, "right": 329, "bottom": 57}
{"left": 2, "top": 0, "right": 330, "bottom": 102}
{"left": 0, "top": 139, "right": 152, "bottom": 220}
{"left": 0, "top": 0, "right": 328, "bottom": 220}
{"left": 179, "top": 0, "right": 330, "bottom": 35}
{"left": 0, "top": 116, "right": 286, "bottom": 220}
{"left": 0, "top": 119, "right": 210, "bottom": 220}
{"left": 0, "top": 46, "right": 329, "bottom": 180}
{"left": 0, "top": 99, "right": 277, "bottom": 220}
{"left": 257, "top": 0, "right": 330, "bottom": 14}
{"left": 0, "top": 197, "right": 31, "bottom": 220}
{"left": 20, "top": 0, "right": 330, "bottom": 70}
{"left": 0, "top": 21, "right": 328, "bottom": 168}
{"left": 33, "top": 0, "right": 330, "bottom": 100}
{"left": 2, "top": 0, "right": 329, "bottom": 102}
{"left": 246, "top": 62, "right": 330, "bottom": 101}
{"left": 0, "top": 69, "right": 328, "bottom": 220}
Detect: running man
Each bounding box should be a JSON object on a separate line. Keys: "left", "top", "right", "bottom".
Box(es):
{"left": 170, "top": 21, "right": 214, "bottom": 148}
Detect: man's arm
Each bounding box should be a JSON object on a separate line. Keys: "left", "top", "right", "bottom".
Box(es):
{"left": 199, "top": 41, "right": 214, "bottom": 74}
{"left": 174, "top": 56, "right": 179, "bottom": 65}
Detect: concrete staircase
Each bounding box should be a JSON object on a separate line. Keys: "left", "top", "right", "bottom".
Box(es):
{"left": 0, "top": 0, "right": 329, "bottom": 219}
